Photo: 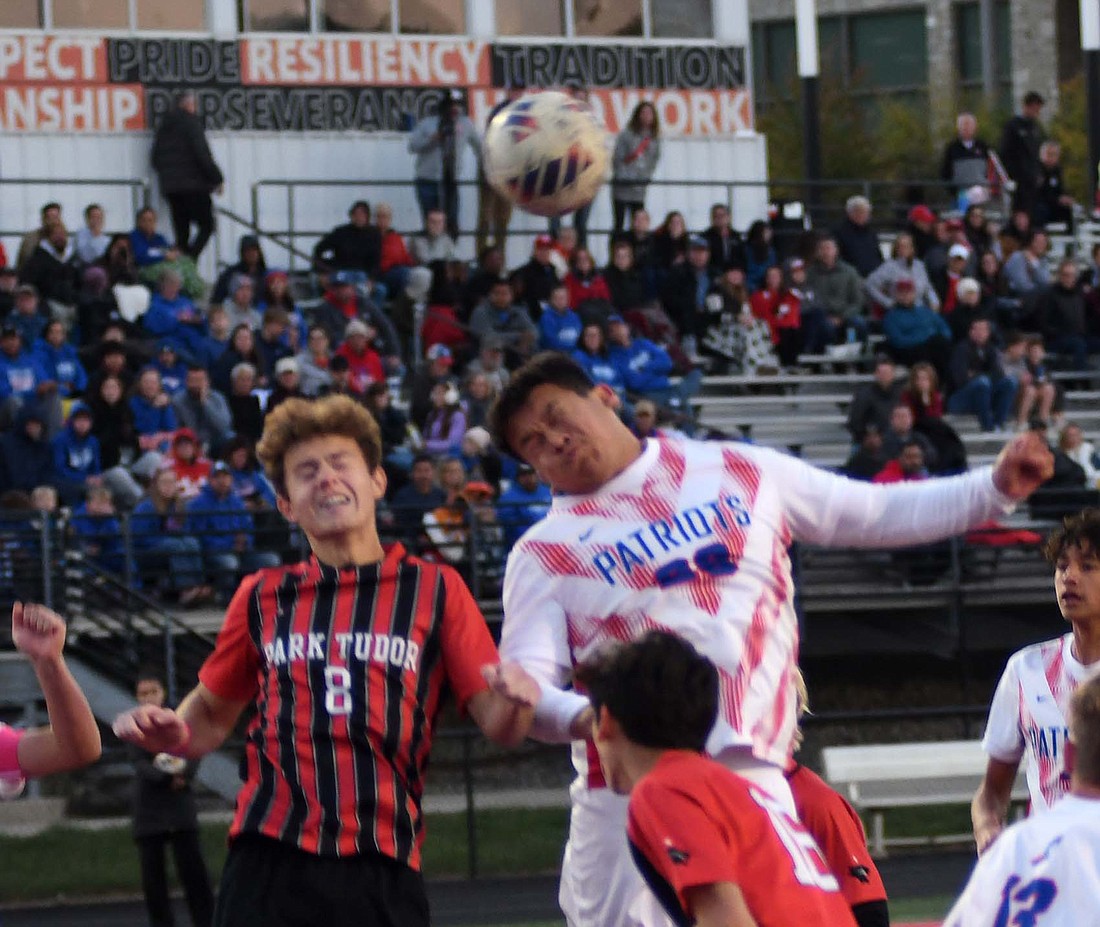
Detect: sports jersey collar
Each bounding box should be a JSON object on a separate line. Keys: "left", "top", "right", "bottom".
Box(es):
{"left": 1064, "top": 632, "right": 1100, "bottom": 682}
{"left": 552, "top": 438, "right": 660, "bottom": 506}
{"left": 302, "top": 542, "right": 406, "bottom": 583}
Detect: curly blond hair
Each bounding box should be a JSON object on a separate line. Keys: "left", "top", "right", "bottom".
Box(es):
{"left": 256, "top": 395, "right": 382, "bottom": 497}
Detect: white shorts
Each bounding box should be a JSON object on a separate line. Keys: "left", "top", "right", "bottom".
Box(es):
{"left": 559, "top": 754, "right": 795, "bottom": 927}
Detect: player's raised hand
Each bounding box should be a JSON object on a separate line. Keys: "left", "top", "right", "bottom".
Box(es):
{"left": 113, "top": 704, "right": 190, "bottom": 754}
{"left": 991, "top": 431, "right": 1054, "bottom": 500}
{"left": 482, "top": 662, "right": 541, "bottom": 709}
{"left": 12, "top": 602, "right": 66, "bottom": 665}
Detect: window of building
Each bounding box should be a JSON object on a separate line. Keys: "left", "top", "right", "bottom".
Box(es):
{"left": 53, "top": 0, "right": 129, "bottom": 28}
{"left": 849, "top": 9, "right": 927, "bottom": 89}
{"left": 242, "top": 0, "right": 311, "bottom": 31}
{"left": 572, "top": 0, "right": 642, "bottom": 37}
{"left": 818, "top": 16, "right": 844, "bottom": 79}
{"left": 956, "top": 1, "right": 1011, "bottom": 82}
{"left": 650, "top": 0, "right": 711, "bottom": 39}
{"left": 1, "top": 3, "right": 41, "bottom": 27}
{"left": 496, "top": 0, "right": 565, "bottom": 36}
{"left": 321, "top": 0, "right": 390, "bottom": 31}
{"left": 398, "top": 0, "right": 463, "bottom": 34}
{"left": 136, "top": 0, "right": 206, "bottom": 30}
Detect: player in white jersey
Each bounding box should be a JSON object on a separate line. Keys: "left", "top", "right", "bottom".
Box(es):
{"left": 973, "top": 509, "right": 1100, "bottom": 853}
{"left": 0, "top": 602, "right": 102, "bottom": 795}
{"left": 487, "top": 353, "right": 1054, "bottom": 927}
{"left": 947, "top": 674, "right": 1100, "bottom": 927}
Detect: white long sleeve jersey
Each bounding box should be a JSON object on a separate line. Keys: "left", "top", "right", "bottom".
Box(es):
{"left": 944, "top": 795, "right": 1100, "bottom": 927}
{"left": 500, "top": 437, "right": 1015, "bottom": 784}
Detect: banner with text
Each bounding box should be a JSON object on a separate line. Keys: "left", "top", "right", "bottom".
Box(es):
{"left": 0, "top": 34, "right": 750, "bottom": 136}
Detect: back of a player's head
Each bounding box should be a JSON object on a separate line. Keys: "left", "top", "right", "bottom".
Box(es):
{"left": 488, "top": 352, "right": 595, "bottom": 458}
{"left": 1070, "top": 675, "right": 1100, "bottom": 786}
{"left": 256, "top": 394, "right": 382, "bottom": 497}
{"left": 1043, "top": 508, "right": 1100, "bottom": 563}
{"left": 574, "top": 631, "right": 718, "bottom": 752}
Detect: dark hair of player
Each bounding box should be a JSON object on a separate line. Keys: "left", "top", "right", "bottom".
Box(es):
{"left": 573, "top": 631, "right": 718, "bottom": 752}
{"left": 1070, "top": 675, "right": 1100, "bottom": 785}
{"left": 1043, "top": 508, "right": 1100, "bottom": 563}
{"left": 487, "top": 351, "right": 595, "bottom": 459}
{"left": 134, "top": 666, "right": 165, "bottom": 688}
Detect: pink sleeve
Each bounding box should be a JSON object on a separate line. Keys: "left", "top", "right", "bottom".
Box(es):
{"left": 0, "top": 723, "right": 25, "bottom": 776}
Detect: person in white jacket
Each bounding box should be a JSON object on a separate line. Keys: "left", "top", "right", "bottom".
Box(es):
{"left": 1059, "top": 422, "right": 1100, "bottom": 487}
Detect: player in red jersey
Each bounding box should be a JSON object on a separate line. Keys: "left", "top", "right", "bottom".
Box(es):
{"left": 576, "top": 631, "right": 857, "bottom": 927}
{"left": 785, "top": 671, "right": 890, "bottom": 927}
{"left": 113, "top": 395, "right": 540, "bottom": 927}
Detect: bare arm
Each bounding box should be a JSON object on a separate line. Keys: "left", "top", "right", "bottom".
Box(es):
{"left": 684, "top": 882, "right": 759, "bottom": 927}
{"left": 113, "top": 682, "right": 248, "bottom": 760}
{"left": 13, "top": 602, "right": 102, "bottom": 777}
{"left": 972, "top": 757, "right": 1019, "bottom": 854}
{"left": 466, "top": 663, "right": 540, "bottom": 748}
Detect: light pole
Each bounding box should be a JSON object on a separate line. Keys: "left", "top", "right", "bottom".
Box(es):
{"left": 795, "top": 0, "right": 822, "bottom": 212}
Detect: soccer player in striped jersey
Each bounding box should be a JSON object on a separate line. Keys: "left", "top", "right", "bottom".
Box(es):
{"left": 487, "top": 352, "right": 1053, "bottom": 927}
{"left": 948, "top": 673, "right": 1100, "bottom": 926}
{"left": 576, "top": 631, "right": 857, "bottom": 927}
{"left": 0, "top": 601, "right": 102, "bottom": 795}
{"left": 973, "top": 508, "right": 1100, "bottom": 853}
{"left": 113, "top": 395, "right": 540, "bottom": 927}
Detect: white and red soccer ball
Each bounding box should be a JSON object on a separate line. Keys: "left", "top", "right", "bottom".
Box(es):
{"left": 483, "top": 90, "right": 610, "bottom": 218}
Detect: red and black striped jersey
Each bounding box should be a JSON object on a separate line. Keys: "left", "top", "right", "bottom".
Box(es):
{"left": 199, "top": 543, "right": 497, "bottom": 868}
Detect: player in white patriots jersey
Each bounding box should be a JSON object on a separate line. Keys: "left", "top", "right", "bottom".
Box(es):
{"left": 488, "top": 353, "right": 1055, "bottom": 927}
{"left": 974, "top": 509, "right": 1100, "bottom": 854}
{"left": 948, "top": 674, "right": 1100, "bottom": 927}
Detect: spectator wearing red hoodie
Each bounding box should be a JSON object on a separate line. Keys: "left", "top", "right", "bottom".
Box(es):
{"left": 749, "top": 264, "right": 802, "bottom": 366}
{"left": 564, "top": 248, "right": 612, "bottom": 315}
{"left": 375, "top": 202, "right": 432, "bottom": 302}
{"left": 873, "top": 440, "right": 929, "bottom": 484}
{"left": 168, "top": 428, "right": 211, "bottom": 500}
{"left": 335, "top": 318, "right": 384, "bottom": 395}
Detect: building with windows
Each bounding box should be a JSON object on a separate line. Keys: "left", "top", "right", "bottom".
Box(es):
{"left": 751, "top": 0, "right": 1088, "bottom": 127}
{"left": 0, "top": 0, "right": 768, "bottom": 271}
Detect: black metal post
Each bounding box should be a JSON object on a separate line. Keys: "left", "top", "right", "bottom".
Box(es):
{"left": 1087, "top": 49, "right": 1100, "bottom": 211}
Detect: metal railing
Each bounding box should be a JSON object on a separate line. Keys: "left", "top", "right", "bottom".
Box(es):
{"left": 0, "top": 177, "right": 150, "bottom": 243}
{"left": 249, "top": 175, "right": 1016, "bottom": 271}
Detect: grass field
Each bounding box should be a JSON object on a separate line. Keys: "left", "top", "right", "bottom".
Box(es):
{"left": 0, "top": 805, "right": 965, "bottom": 922}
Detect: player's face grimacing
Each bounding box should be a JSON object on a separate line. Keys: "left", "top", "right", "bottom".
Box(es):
{"left": 507, "top": 384, "right": 633, "bottom": 495}
{"left": 277, "top": 434, "right": 387, "bottom": 540}
{"left": 1055, "top": 544, "right": 1100, "bottom": 625}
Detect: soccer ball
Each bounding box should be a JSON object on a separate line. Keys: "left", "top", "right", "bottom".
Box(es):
{"left": 483, "top": 91, "right": 609, "bottom": 218}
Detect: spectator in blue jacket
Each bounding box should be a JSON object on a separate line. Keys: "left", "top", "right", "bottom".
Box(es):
{"left": 538, "top": 284, "right": 583, "bottom": 353}
{"left": 129, "top": 207, "right": 174, "bottom": 267}
{"left": 70, "top": 485, "right": 129, "bottom": 576}
{"left": 496, "top": 463, "right": 552, "bottom": 546}
{"left": 4, "top": 284, "right": 48, "bottom": 346}
{"left": 152, "top": 341, "right": 188, "bottom": 396}
{"left": 52, "top": 402, "right": 102, "bottom": 504}
{"left": 129, "top": 366, "right": 178, "bottom": 454}
{"left": 572, "top": 323, "right": 627, "bottom": 400}
{"left": 130, "top": 467, "right": 211, "bottom": 605}
{"left": 0, "top": 407, "right": 56, "bottom": 495}
{"left": 882, "top": 278, "right": 953, "bottom": 382}
{"left": 223, "top": 437, "right": 277, "bottom": 511}
{"left": 0, "top": 324, "right": 61, "bottom": 435}
{"left": 33, "top": 320, "right": 87, "bottom": 398}
{"left": 142, "top": 268, "right": 206, "bottom": 363}
{"left": 605, "top": 314, "right": 703, "bottom": 415}
{"left": 186, "top": 462, "right": 280, "bottom": 598}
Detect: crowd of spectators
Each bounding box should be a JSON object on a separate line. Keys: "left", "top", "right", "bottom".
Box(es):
{"left": 2, "top": 89, "right": 1100, "bottom": 605}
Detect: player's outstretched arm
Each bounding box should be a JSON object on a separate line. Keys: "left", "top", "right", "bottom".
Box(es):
{"left": 470, "top": 662, "right": 541, "bottom": 748}
{"left": 113, "top": 682, "right": 248, "bottom": 760}
{"left": 13, "top": 602, "right": 102, "bottom": 777}
{"left": 684, "top": 882, "right": 759, "bottom": 927}
{"left": 971, "top": 757, "right": 1018, "bottom": 854}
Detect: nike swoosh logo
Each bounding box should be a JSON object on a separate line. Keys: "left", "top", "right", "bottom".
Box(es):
{"left": 579, "top": 528, "right": 594, "bottom": 542}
